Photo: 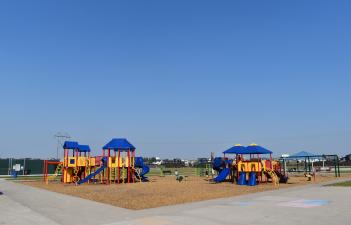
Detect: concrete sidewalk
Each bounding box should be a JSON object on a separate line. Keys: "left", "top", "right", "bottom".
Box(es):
{"left": 0, "top": 179, "right": 131, "bottom": 225}
{"left": 1, "top": 179, "right": 351, "bottom": 225}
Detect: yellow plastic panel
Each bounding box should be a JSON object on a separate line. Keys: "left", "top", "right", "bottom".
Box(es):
{"left": 124, "top": 157, "right": 129, "bottom": 167}
{"left": 90, "top": 158, "right": 96, "bottom": 166}
{"left": 246, "top": 162, "right": 251, "bottom": 172}
{"left": 63, "top": 168, "right": 73, "bottom": 183}
{"left": 108, "top": 157, "right": 123, "bottom": 168}
{"left": 238, "top": 162, "right": 246, "bottom": 172}
{"left": 108, "top": 157, "right": 112, "bottom": 167}
{"left": 77, "top": 157, "right": 87, "bottom": 167}
{"left": 68, "top": 157, "right": 76, "bottom": 167}
{"left": 249, "top": 162, "right": 260, "bottom": 172}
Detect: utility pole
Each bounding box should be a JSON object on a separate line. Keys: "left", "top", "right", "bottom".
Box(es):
{"left": 54, "top": 132, "right": 71, "bottom": 160}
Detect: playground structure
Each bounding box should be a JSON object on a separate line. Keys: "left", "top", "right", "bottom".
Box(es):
{"left": 62, "top": 142, "right": 91, "bottom": 184}
{"left": 212, "top": 144, "right": 288, "bottom": 186}
{"left": 43, "top": 138, "right": 150, "bottom": 185}
{"left": 43, "top": 160, "right": 62, "bottom": 184}
{"left": 280, "top": 151, "right": 341, "bottom": 178}
{"left": 195, "top": 163, "right": 213, "bottom": 177}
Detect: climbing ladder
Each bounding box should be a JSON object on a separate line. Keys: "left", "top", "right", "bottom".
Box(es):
{"left": 46, "top": 163, "right": 63, "bottom": 184}
{"left": 135, "top": 168, "right": 142, "bottom": 183}
{"left": 121, "top": 168, "right": 126, "bottom": 183}
{"left": 110, "top": 168, "right": 117, "bottom": 183}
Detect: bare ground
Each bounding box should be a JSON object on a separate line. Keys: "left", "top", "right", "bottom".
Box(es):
{"left": 20, "top": 174, "right": 349, "bottom": 210}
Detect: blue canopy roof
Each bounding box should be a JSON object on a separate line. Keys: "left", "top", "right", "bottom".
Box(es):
{"left": 223, "top": 145, "right": 247, "bottom": 154}
{"left": 246, "top": 144, "right": 272, "bottom": 154}
{"left": 289, "top": 151, "right": 318, "bottom": 158}
{"left": 103, "top": 138, "right": 136, "bottom": 151}
{"left": 77, "top": 145, "right": 91, "bottom": 152}
{"left": 63, "top": 141, "right": 79, "bottom": 150}
{"left": 223, "top": 144, "right": 272, "bottom": 155}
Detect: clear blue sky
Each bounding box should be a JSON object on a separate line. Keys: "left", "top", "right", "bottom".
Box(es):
{"left": 0, "top": 0, "right": 350, "bottom": 159}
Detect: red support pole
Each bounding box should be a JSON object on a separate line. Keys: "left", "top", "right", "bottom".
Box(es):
{"left": 270, "top": 154, "right": 273, "bottom": 170}
{"left": 75, "top": 149, "right": 78, "bottom": 168}
{"left": 118, "top": 150, "right": 121, "bottom": 184}
{"left": 127, "top": 150, "right": 130, "bottom": 183}
{"left": 102, "top": 149, "right": 105, "bottom": 184}
{"left": 63, "top": 149, "right": 66, "bottom": 183}
{"left": 75, "top": 149, "right": 78, "bottom": 182}
{"left": 132, "top": 151, "right": 135, "bottom": 183}
{"left": 107, "top": 149, "right": 110, "bottom": 185}
{"left": 114, "top": 150, "right": 116, "bottom": 184}
{"left": 236, "top": 154, "right": 239, "bottom": 180}
{"left": 65, "top": 149, "right": 68, "bottom": 183}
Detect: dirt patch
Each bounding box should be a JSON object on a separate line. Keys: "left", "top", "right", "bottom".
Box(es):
{"left": 20, "top": 174, "right": 349, "bottom": 210}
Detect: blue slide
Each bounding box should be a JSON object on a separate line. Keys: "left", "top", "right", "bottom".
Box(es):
{"left": 78, "top": 157, "right": 107, "bottom": 185}
{"left": 213, "top": 168, "right": 230, "bottom": 183}
{"left": 78, "top": 164, "right": 106, "bottom": 185}
{"left": 135, "top": 165, "right": 150, "bottom": 181}
{"left": 138, "top": 165, "right": 150, "bottom": 180}
{"left": 134, "top": 157, "right": 150, "bottom": 181}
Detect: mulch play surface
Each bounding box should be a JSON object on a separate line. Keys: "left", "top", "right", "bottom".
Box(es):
{"left": 20, "top": 174, "right": 348, "bottom": 210}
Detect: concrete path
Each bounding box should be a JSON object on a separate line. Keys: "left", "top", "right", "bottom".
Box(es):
{"left": 0, "top": 179, "right": 131, "bottom": 225}
{"left": 1, "top": 179, "right": 351, "bottom": 225}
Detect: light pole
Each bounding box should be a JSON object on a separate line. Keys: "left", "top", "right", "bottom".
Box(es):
{"left": 54, "top": 132, "right": 71, "bottom": 160}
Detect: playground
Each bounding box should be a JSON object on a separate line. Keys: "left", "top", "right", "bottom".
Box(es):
{"left": 21, "top": 174, "right": 347, "bottom": 210}
{"left": 3, "top": 139, "right": 350, "bottom": 225}
{"left": 13, "top": 139, "right": 344, "bottom": 210}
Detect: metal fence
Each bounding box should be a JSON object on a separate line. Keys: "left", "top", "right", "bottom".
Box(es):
{"left": 0, "top": 158, "right": 56, "bottom": 175}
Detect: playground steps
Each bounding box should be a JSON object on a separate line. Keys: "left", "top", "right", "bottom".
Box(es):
{"left": 48, "top": 163, "right": 63, "bottom": 182}
{"left": 134, "top": 169, "right": 142, "bottom": 182}
{"left": 110, "top": 168, "right": 117, "bottom": 181}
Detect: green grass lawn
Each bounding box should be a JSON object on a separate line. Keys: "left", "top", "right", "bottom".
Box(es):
{"left": 4, "top": 175, "right": 47, "bottom": 181}
{"left": 2, "top": 167, "right": 199, "bottom": 180}
{"left": 2, "top": 167, "right": 207, "bottom": 181}
{"left": 148, "top": 167, "right": 198, "bottom": 176}
{"left": 329, "top": 181, "right": 351, "bottom": 187}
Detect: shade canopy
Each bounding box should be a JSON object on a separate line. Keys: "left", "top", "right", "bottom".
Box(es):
{"left": 223, "top": 144, "right": 272, "bottom": 155}
{"left": 103, "top": 138, "right": 136, "bottom": 151}
{"left": 223, "top": 144, "right": 247, "bottom": 154}
{"left": 245, "top": 144, "right": 272, "bottom": 154}
{"left": 77, "top": 145, "right": 91, "bottom": 152}
{"left": 288, "top": 151, "right": 318, "bottom": 159}
{"left": 63, "top": 141, "right": 79, "bottom": 150}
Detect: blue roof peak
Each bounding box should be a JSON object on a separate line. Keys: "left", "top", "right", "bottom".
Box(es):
{"left": 223, "top": 144, "right": 272, "bottom": 155}
{"left": 63, "top": 141, "right": 79, "bottom": 150}
{"left": 77, "top": 144, "right": 91, "bottom": 152}
{"left": 290, "top": 151, "right": 317, "bottom": 158}
{"left": 103, "top": 138, "right": 136, "bottom": 151}
{"left": 246, "top": 144, "right": 272, "bottom": 154}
